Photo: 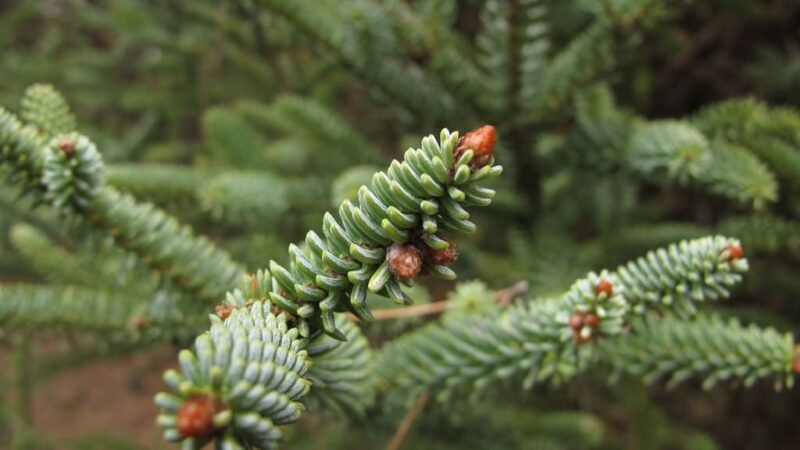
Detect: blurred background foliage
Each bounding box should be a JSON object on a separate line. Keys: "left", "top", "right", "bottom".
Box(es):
{"left": 1, "top": 0, "right": 800, "bottom": 449}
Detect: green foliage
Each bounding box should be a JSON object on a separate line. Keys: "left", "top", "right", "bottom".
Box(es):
{"left": 379, "top": 236, "right": 748, "bottom": 405}
{"left": 0, "top": 107, "right": 47, "bottom": 201}
{"left": 8, "top": 223, "right": 151, "bottom": 293}
{"left": 255, "top": 0, "right": 456, "bottom": 121}
{"left": 0, "top": 284, "right": 139, "bottom": 334}
{"left": 104, "top": 163, "right": 204, "bottom": 206}
{"left": 198, "top": 172, "right": 289, "bottom": 227}
{"left": 693, "top": 98, "right": 800, "bottom": 188}
{"left": 20, "top": 84, "right": 76, "bottom": 137}
{"left": 604, "top": 314, "right": 795, "bottom": 389}
{"left": 264, "top": 128, "right": 502, "bottom": 338}
{"left": 704, "top": 140, "right": 777, "bottom": 208}
{"left": 87, "top": 188, "right": 245, "bottom": 299}
{"left": 155, "top": 301, "right": 311, "bottom": 449}
{"left": 41, "top": 133, "right": 104, "bottom": 211}
{"left": 203, "top": 106, "right": 271, "bottom": 170}
{"left": 628, "top": 120, "right": 710, "bottom": 183}
{"left": 305, "top": 317, "right": 376, "bottom": 419}
{"left": 534, "top": 22, "right": 617, "bottom": 114}
{"left": 1, "top": 105, "right": 245, "bottom": 300}
{"left": 615, "top": 236, "right": 747, "bottom": 316}
{"left": 253, "top": 95, "right": 379, "bottom": 165}
{"left": 2, "top": 2, "right": 800, "bottom": 449}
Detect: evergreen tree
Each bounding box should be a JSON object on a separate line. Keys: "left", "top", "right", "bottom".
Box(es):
{"left": 1, "top": 1, "right": 800, "bottom": 449}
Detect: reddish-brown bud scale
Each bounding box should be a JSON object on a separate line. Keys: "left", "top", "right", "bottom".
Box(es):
{"left": 583, "top": 313, "right": 599, "bottom": 328}
{"left": 387, "top": 243, "right": 423, "bottom": 281}
{"left": 725, "top": 244, "right": 744, "bottom": 262}
{"left": 423, "top": 241, "right": 458, "bottom": 266}
{"left": 177, "top": 395, "right": 223, "bottom": 438}
{"left": 215, "top": 304, "right": 234, "bottom": 321}
{"left": 594, "top": 280, "right": 613, "bottom": 297}
{"left": 568, "top": 313, "right": 584, "bottom": 330}
{"left": 58, "top": 139, "right": 76, "bottom": 157}
{"left": 455, "top": 125, "right": 497, "bottom": 168}
{"left": 249, "top": 274, "right": 259, "bottom": 293}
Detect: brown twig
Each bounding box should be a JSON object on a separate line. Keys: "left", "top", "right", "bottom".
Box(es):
{"left": 346, "top": 280, "right": 530, "bottom": 321}
{"left": 493, "top": 280, "right": 530, "bottom": 307}
{"left": 386, "top": 391, "right": 430, "bottom": 450}
{"left": 347, "top": 301, "right": 451, "bottom": 321}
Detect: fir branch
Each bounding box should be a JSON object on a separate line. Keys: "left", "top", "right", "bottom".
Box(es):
{"left": 203, "top": 105, "right": 272, "bottom": 170}
{"left": 627, "top": 120, "right": 710, "bottom": 183}
{"left": 693, "top": 98, "right": 800, "bottom": 187}
{"left": 1, "top": 103, "right": 246, "bottom": 301}
{"left": 380, "top": 0, "right": 485, "bottom": 117}
{"left": 198, "top": 171, "right": 289, "bottom": 227}
{"left": 157, "top": 125, "right": 503, "bottom": 448}
{"left": 86, "top": 187, "right": 245, "bottom": 299}
{"left": 627, "top": 119, "right": 778, "bottom": 207}
{"left": 616, "top": 235, "right": 748, "bottom": 317}
{"left": 105, "top": 163, "right": 205, "bottom": 206}
{"left": 378, "top": 236, "right": 748, "bottom": 404}
{"left": 0, "top": 107, "right": 48, "bottom": 201}
{"left": 254, "top": 0, "right": 456, "bottom": 121}
{"left": 237, "top": 95, "right": 380, "bottom": 165}
{"left": 305, "top": 316, "right": 376, "bottom": 419}
{"left": 20, "top": 84, "right": 76, "bottom": 137}
{"left": 0, "top": 284, "right": 143, "bottom": 334}
{"left": 155, "top": 301, "right": 311, "bottom": 449}
{"left": 253, "top": 126, "right": 502, "bottom": 339}
{"left": 603, "top": 314, "right": 795, "bottom": 389}
{"left": 107, "top": 164, "right": 318, "bottom": 226}
{"left": 476, "top": 0, "right": 513, "bottom": 115}
{"left": 530, "top": 22, "right": 617, "bottom": 117}
{"left": 8, "top": 223, "right": 153, "bottom": 293}
{"left": 704, "top": 140, "right": 778, "bottom": 209}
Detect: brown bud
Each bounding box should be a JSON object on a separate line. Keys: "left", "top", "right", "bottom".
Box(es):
{"left": 387, "top": 243, "right": 423, "bottom": 281}
{"left": 215, "top": 304, "right": 234, "bottom": 321}
{"left": 177, "top": 395, "right": 224, "bottom": 438}
{"left": 725, "top": 244, "right": 744, "bottom": 262}
{"left": 455, "top": 125, "right": 497, "bottom": 168}
{"left": 423, "top": 241, "right": 458, "bottom": 266}
{"left": 58, "top": 138, "right": 76, "bottom": 157}
{"left": 568, "top": 313, "right": 584, "bottom": 330}
{"left": 594, "top": 279, "right": 613, "bottom": 297}
{"left": 583, "top": 313, "right": 599, "bottom": 328}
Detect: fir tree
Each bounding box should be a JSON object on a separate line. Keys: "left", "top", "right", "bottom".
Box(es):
{"left": 1, "top": 1, "right": 800, "bottom": 449}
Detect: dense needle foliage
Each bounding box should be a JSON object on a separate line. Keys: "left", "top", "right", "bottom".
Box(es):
{"left": 1, "top": 1, "right": 800, "bottom": 449}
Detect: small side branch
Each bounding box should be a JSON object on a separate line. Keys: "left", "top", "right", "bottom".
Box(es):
{"left": 349, "top": 280, "right": 530, "bottom": 321}
{"left": 386, "top": 391, "right": 430, "bottom": 450}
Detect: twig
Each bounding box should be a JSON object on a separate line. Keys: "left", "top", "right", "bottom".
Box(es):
{"left": 386, "top": 391, "right": 430, "bottom": 450}
{"left": 347, "top": 280, "right": 530, "bottom": 321}
{"left": 493, "top": 280, "right": 530, "bottom": 306}
{"left": 347, "top": 301, "right": 450, "bottom": 321}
